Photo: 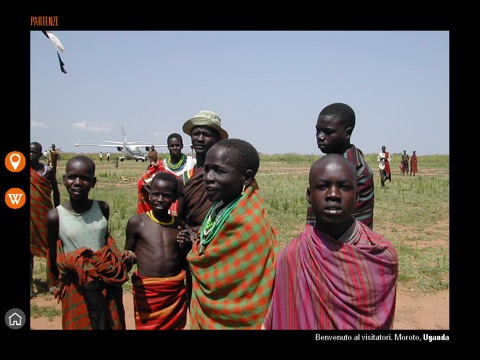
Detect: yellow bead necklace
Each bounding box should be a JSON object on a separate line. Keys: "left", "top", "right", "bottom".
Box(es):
{"left": 146, "top": 210, "right": 175, "bottom": 226}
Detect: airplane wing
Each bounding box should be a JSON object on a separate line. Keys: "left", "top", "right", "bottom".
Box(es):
{"left": 148, "top": 144, "right": 194, "bottom": 149}
{"left": 74, "top": 127, "right": 163, "bottom": 162}
{"left": 75, "top": 143, "right": 124, "bottom": 148}
{"left": 104, "top": 140, "right": 147, "bottom": 145}
{"left": 73, "top": 126, "right": 193, "bottom": 157}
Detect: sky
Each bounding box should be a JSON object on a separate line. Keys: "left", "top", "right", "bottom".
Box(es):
{"left": 30, "top": 30, "right": 449, "bottom": 156}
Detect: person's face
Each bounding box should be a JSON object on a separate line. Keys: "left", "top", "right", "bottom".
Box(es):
{"left": 204, "top": 145, "right": 244, "bottom": 204}
{"left": 63, "top": 160, "right": 96, "bottom": 200}
{"left": 168, "top": 136, "right": 183, "bottom": 156}
{"left": 149, "top": 179, "right": 176, "bottom": 213}
{"left": 307, "top": 159, "right": 357, "bottom": 232}
{"left": 29, "top": 144, "right": 42, "bottom": 163}
{"left": 191, "top": 126, "right": 220, "bottom": 156}
{"left": 315, "top": 115, "right": 350, "bottom": 154}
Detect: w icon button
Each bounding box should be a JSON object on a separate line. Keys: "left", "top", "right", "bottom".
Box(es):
{"left": 5, "top": 188, "right": 26, "bottom": 209}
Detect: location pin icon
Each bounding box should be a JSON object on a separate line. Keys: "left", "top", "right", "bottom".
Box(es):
{"left": 10, "top": 153, "right": 21, "bottom": 170}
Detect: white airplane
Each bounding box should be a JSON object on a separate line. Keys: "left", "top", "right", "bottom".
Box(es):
{"left": 74, "top": 126, "right": 168, "bottom": 162}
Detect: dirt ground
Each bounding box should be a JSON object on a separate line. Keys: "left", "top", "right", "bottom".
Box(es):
{"left": 30, "top": 282, "right": 449, "bottom": 330}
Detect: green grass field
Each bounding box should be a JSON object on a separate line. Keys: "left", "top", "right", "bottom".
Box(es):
{"left": 32, "top": 152, "right": 449, "bottom": 317}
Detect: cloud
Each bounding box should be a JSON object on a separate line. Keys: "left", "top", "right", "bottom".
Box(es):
{"left": 72, "top": 121, "right": 113, "bottom": 132}
{"left": 31, "top": 120, "right": 51, "bottom": 128}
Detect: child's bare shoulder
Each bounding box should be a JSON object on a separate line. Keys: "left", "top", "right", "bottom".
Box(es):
{"left": 127, "top": 212, "right": 147, "bottom": 226}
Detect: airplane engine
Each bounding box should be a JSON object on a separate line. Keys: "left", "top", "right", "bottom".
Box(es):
{"left": 117, "top": 146, "right": 123, "bottom": 152}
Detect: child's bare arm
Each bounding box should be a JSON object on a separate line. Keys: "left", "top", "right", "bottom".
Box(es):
{"left": 121, "top": 250, "right": 136, "bottom": 272}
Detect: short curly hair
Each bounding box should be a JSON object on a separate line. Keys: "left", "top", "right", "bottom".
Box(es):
{"left": 213, "top": 138, "right": 259, "bottom": 176}
{"left": 319, "top": 102, "right": 356, "bottom": 130}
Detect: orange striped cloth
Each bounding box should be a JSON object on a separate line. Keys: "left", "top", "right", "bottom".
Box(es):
{"left": 30, "top": 168, "right": 54, "bottom": 257}
{"left": 187, "top": 180, "right": 279, "bottom": 329}
{"left": 131, "top": 270, "right": 188, "bottom": 330}
{"left": 49, "top": 236, "right": 127, "bottom": 330}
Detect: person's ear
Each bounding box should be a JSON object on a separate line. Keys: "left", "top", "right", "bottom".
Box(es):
{"left": 306, "top": 186, "right": 312, "bottom": 204}
{"left": 345, "top": 126, "right": 353, "bottom": 140}
{"left": 243, "top": 169, "right": 255, "bottom": 188}
{"left": 92, "top": 176, "right": 97, "bottom": 188}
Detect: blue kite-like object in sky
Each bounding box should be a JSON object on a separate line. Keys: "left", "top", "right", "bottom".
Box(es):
{"left": 42, "top": 31, "right": 67, "bottom": 74}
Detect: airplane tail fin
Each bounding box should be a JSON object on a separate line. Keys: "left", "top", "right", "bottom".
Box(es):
{"left": 122, "top": 126, "right": 127, "bottom": 145}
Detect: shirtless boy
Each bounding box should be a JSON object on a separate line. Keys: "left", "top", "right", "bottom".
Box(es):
{"left": 122, "top": 171, "right": 189, "bottom": 330}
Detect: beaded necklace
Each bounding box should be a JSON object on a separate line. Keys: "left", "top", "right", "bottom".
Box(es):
{"left": 166, "top": 153, "right": 187, "bottom": 171}
{"left": 199, "top": 194, "right": 242, "bottom": 255}
{"left": 146, "top": 210, "right": 175, "bottom": 226}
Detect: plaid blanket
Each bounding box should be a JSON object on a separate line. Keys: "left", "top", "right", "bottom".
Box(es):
{"left": 50, "top": 236, "right": 128, "bottom": 330}
{"left": 131, "top": 270, "right": 187, "bottom": 330}
{"left": 30, "top": 168, "right": 54, "bottom": 257}
{"left": 262, "top": 222, "right": 398, "bottom": 330}
{"left": 187, "top": 180, "right": 279, "bottom": 329}
{"left": 137, "top": 161, "right": 180, "bottom": 215}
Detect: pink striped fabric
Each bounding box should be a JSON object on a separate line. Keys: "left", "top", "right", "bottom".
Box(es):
{"left": 263, "top": 222, "right": 398, "bottom": 330}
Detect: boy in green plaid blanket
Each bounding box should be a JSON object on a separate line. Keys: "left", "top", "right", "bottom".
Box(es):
{"left": 178, "top": 138, "right": 279, "bottom": 329}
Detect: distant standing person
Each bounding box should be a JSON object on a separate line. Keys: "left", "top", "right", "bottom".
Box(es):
{"left": 377, "top": 145, "right": 392, "bottom": 187}
{"left": 106, "top": 152, "right": 111, "bottom": 161}
{"left": 162, "top": 133, "right": 196, "bottom": 177}
{"left": 307, "top": 102, "right": 375, "bottom": 229}
{"left": 262, "top": 154, "right": 398, "bottom": 330}
{"left": 179, "top": 138, "right": 278, "bottom": 329}
{"left": 147, "top": 145, "right": 158, "bottom": 165}
{"left": 410, "top": 150, "right": 418, "bottom": 176}
{"left": 123, "top": 172, "right": 189, "bottom": 330}
{"left": 401, "top": 150, "right": 409, "bottom": 175}
{"left": 48, "top": 144, "right": 61, "bottom": 172}
{"left": 99, "top": 151, "right": 103, "bottom": 162}
{"left": 46, "top": 155, "right": 127, "bottom": 330}
{"left": 30, "top": 141, "right": 60, "bottom": 298}
{"left": 159, "top": 133, "right": 196, "bottom": 215}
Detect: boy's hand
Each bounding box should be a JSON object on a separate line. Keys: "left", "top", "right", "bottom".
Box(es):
{"left": 177, "top": 226, "right": 197, "bottom": 249}
{"left": 121, "top": 250, "right": 136, "bottom": 271}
